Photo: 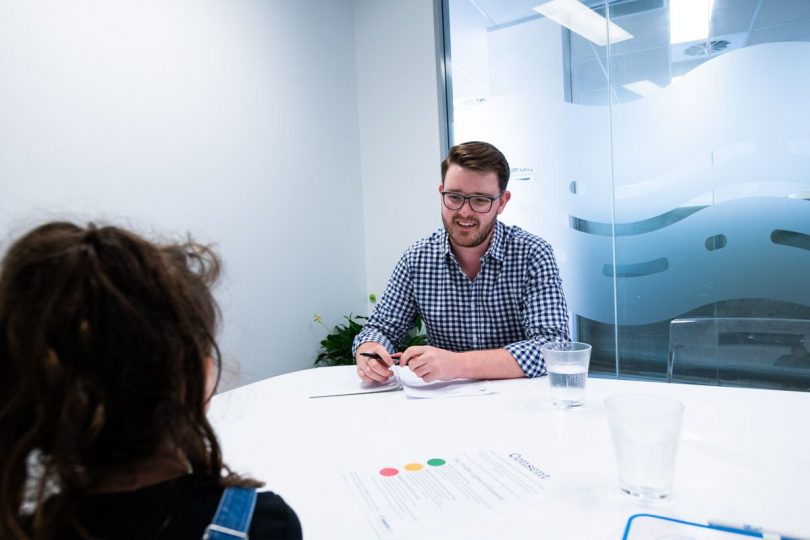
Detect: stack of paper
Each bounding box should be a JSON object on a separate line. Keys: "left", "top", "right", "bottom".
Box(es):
{"left": 309, "top": 366, "right": 494, "bottom": 399}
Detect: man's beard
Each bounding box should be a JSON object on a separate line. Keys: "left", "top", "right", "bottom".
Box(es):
{"left": 442, "top": 214, "right": 496, "bottom": 249}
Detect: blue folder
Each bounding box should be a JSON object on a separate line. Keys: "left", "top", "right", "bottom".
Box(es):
{"left": 623, "top": 514, "right": 804, "bottom": 540}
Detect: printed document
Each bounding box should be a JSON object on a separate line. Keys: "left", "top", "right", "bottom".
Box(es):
{"left": 342, "top": 448, "right": 558, "bottom": 539}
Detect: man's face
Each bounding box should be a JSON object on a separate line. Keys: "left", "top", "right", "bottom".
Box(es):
{"left": 439, "top": 163, "right": 510, "bottom": 250}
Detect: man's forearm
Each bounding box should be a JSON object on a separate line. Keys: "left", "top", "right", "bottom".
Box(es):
{"left": 456, "top": 348, "right": 526, "bottom": 379}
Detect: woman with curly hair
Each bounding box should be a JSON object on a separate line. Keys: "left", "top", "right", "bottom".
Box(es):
{"left": 0, "top": 222, "right": 301, "bottom": 540}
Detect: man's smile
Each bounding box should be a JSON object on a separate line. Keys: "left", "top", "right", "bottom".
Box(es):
{"left": 455, "top": 218, "right": 477, "bottom": 228}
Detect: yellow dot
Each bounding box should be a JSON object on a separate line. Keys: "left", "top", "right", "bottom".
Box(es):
{"left": 404, "top": 463, "right": 423, "bottom": 472}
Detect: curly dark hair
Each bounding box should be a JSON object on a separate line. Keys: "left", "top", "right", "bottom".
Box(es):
{"left": 0, "top": 222, "right": 258, "bottom": 540}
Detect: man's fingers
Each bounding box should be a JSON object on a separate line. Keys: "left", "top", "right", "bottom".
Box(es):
{"left": 359, "top": 368, "right": 386, "bottom": 383}
{"left": 360, "top": 358, "right": 393, "bottom": 382}
{"left": 357, "top": 364, "right": 376, "bottom": 383}
{"left": 411, "top": 362, "right": 430, "bottom": 379}
{"left": 400, "top": 346, "right": 426, "bottom": 366}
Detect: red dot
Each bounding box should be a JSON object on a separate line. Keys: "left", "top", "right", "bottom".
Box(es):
{"left": 379, "top": 467, "right": 399, "bottom": 477}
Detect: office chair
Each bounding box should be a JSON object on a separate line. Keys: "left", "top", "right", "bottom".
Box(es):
{"left": 667, "top": 317, "right": 810, "bottom": 391}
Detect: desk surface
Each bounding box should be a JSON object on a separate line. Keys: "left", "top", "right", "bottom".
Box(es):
{"left": 209, "top": 366, "right": 810, "bottom": 540}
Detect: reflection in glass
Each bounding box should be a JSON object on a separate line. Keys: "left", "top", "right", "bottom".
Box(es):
{"left": 444, "top": 0, "right": 810, "bottom": 388}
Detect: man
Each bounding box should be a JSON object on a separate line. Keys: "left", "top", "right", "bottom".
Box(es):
{"left": 353, "top": 141, "right": 569, "bottom": 383}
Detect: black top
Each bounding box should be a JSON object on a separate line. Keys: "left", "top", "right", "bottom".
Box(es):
{"left": 55, "top": 474, "right": 302, "bottom": 539}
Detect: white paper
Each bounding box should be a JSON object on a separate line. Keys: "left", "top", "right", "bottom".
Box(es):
{"left": 308, "top": 366, "right": 494, "bottom": 399}
{"left": 309, "top": 368, "right": 401, "bottom": 398}
{"left": 396, "top": 366, "right": 495, "bottom": 399}
{"left": 342, "top": 448, "right": 558, "bottom": 539}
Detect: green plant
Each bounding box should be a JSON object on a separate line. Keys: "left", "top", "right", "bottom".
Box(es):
{"left": 313, "top": 295, "right": 428, "bottom": 367}
{"left": 313, "top": 313, "right": 367, "bottom": 367}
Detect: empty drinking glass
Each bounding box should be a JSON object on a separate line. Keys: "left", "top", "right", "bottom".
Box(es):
{"left": 605, "top": 394, "right": 684, "bottom": 503}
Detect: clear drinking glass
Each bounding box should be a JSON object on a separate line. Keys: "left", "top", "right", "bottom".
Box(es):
{"left": 605, "top": 394, "right": 684, "bottom": 503}
{"left": 542, "top": 342, "right": 592, "bottom": 408}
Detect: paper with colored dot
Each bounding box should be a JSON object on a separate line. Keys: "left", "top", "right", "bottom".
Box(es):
{"left": 342, "top": 448, "right": 559, "bottom": 539}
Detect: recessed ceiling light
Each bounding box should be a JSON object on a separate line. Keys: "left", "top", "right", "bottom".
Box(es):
{"left": 533, "top": 0, "right": 633, "bottom": 47}
{"left": 670, "top": 0, "right": 715, "bottom": 44}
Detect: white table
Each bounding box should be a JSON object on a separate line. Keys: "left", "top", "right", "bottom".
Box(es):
{"left": 209, "top": 366, "right": 810, "bottom": 539}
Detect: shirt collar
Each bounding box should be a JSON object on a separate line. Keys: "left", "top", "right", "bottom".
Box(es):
{"left": 485, "top": 220, "right": 506, "bottom": 262}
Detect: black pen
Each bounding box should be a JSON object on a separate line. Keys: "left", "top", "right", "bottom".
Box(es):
{"left": 360, "top": 351, "right": 401, "bottom": 366}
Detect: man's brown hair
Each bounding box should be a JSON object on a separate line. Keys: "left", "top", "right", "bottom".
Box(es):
{"left": 441, "top": 141, "right": 510, "bottom": 191}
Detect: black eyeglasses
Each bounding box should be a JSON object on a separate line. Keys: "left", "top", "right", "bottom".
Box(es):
{"left": 441, "top": 191, "right": 504, "bottom": 213}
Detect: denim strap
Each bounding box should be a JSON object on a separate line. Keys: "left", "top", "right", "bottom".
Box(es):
{"left": 202, "top": 486, "right": 258, "bottom": 540}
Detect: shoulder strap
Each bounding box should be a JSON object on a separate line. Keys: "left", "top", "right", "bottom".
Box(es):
{"left": 202, "top": 486, "right": 258, "bottom": 540}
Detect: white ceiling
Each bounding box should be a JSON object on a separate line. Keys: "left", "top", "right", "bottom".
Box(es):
{"left": 447, "top": 0, "right": 810, "bottom": 104}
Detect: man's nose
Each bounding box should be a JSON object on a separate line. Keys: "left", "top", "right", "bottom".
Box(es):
{"left": 453, "top": 201, "right": 471, "bottom": 214}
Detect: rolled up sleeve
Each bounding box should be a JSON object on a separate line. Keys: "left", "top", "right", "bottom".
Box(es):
{"left": 504, "top": 245, "right": 570, "bottom": 377}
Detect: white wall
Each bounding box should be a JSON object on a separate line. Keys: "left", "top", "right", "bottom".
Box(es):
{"left": 0, "top": 0, "right": 369, "bottom": 389}
{"left": 353, "top": 0, "right": 445, "bottom": 299}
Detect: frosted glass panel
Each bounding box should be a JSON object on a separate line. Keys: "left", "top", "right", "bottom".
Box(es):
{"left": 445, "top": 0, "right": 810, "bottom": 386}
{"left": 448, "top": 4, "right": 615, "bottom": 359}
{"left": 609, "top": 9, "right": 810, "bottom": 378}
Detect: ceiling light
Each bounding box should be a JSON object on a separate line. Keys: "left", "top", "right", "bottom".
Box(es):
{"left": 533, "top": 0, "right": 633, "bottom": 47}
{"left": 670, "top": 0, "right": 715, "bottom": 44}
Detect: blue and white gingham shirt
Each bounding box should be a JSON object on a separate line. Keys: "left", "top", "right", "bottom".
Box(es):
{"left": 353, "top": 221, "right": 570, "bottom": 377}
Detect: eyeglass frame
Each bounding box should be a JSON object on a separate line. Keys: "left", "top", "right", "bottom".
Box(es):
{"left": 440, "top": 190, "right": 505, "bottom": 213}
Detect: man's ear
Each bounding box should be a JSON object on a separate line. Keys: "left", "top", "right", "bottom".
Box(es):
{"left": 497, "top": 191, "right": 511, "bottom": 214}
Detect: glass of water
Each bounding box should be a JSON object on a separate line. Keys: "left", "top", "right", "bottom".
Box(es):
{"left": 541, "top": 341, "right": 592, "bottom": 409}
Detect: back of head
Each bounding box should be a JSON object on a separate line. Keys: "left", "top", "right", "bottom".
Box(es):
{"left": 0, "top": 222, "right": 229, "bottom": 538}
{"left": 441, "top": 141, "right": 510, "bottom": 191}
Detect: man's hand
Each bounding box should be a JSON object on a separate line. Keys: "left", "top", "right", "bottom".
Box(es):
{"left": 399, "top": 346, "right": 463, "bottom": 383}
{"left": 355, "top": 342, "right": 396, "bottom": 383}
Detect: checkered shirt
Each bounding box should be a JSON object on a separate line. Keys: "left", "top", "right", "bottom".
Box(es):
{"left": 353, "top": 221, "right": 570, "bottom": 377}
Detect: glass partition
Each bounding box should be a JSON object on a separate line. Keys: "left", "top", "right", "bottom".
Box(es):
{"left": 444, "top": 0, "right": 810, "bottom": 386}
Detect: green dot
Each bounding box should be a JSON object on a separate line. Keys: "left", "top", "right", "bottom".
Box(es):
{"left": 427, "top": 458, "right": 446, "bottom": 467}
